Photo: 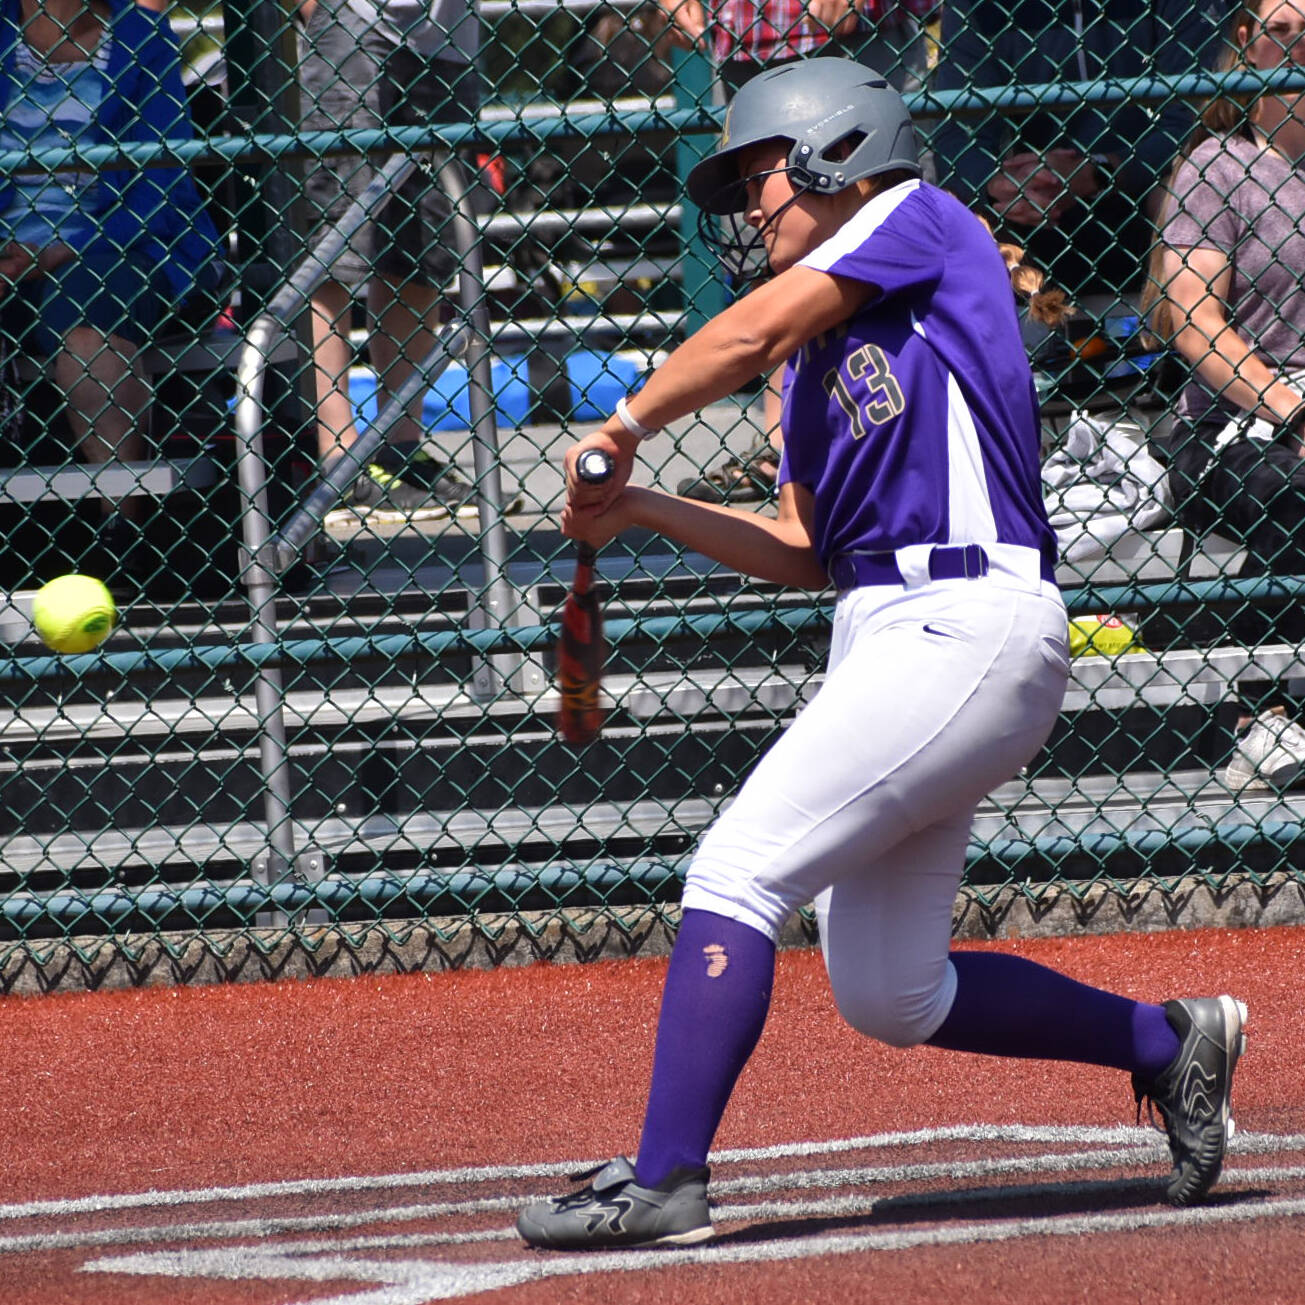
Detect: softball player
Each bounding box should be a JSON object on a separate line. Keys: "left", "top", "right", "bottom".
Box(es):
{"left": 518, "top": 59, "right": 1246, "bottom": 1249}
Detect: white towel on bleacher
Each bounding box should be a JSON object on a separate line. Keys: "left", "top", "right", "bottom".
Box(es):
{"left": 1041, "top": 412, "right": 1173, "bottom": 564}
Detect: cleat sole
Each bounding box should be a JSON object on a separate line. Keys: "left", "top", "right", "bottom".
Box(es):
{"left": 657, "top": 1225, "right": 716, "bottom": 1246}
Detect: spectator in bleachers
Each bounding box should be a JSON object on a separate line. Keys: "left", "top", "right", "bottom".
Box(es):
{"left": 663, "top": 0, "right": 937, "bottom": 505}
{"left": 524, "top": 4, "right": 680, "bottom": 217}
{"left": 0, "top": 0, "right": 228, "bottom": 570}
{"left": 933, "top": 0, "right": 1230, "bottom": 303}
{"left": 300, "top": 0, "right": 517, "bottom": 523}
{"left": 572, "top": 2, "right": 680, "bottom": 102}
{"left": 1145, "top": 0, "right": 1305, "bottom": 792}
{"left": 656, "top": 0, "right": 934, "bottom": 96}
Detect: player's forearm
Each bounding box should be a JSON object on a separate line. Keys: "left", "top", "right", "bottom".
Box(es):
{"left": 624, "top": 487, "right": 830, "bottom": 590}
{"left": 621, "top": 273, "right": 867, "bottom": 434}
{"left": 626, "top": 317, "right": 788, "bottom": 433}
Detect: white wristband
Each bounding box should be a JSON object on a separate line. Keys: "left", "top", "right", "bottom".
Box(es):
{"left": 615, "top": 395, "right": 658, "bottom": 442}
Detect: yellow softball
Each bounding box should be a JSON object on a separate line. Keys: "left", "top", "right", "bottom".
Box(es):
{"left": 31, "top": 575, "right": 117, "bottom": 655}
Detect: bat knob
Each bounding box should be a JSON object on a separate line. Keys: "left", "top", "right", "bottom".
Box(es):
{"left": 576, "top": 449, "right": 616, "bottom": 485}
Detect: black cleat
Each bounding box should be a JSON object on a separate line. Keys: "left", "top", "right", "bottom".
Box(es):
{"left": 517, "top": 1156, "right": 713, "bottom": 1250}
{"left": 1133, "top": 995, "right": 1247, "bottom": 1206}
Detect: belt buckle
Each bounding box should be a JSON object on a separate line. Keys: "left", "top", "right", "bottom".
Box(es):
{"left": 962, "top": 544, "right": 989, "bottom": 579}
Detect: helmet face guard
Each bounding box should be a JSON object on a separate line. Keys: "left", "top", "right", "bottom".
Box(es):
{"left": 695, "top": 168, "right": 811, "bottom": 287}
{"left": 686, "top": 57, "right": 921, "bottom": 281}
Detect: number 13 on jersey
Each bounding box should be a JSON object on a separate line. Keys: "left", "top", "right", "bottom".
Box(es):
{"left": 823, "top": 343, "right": 906, "bottom": 438}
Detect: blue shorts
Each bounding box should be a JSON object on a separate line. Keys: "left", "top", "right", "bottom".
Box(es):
{"left": 5, "top": 241, "right": 213, "bottom": 356}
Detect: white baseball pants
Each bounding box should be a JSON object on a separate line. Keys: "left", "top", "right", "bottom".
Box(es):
{"left": 681, "top": 556, "right": 1070, "bottom": 1047}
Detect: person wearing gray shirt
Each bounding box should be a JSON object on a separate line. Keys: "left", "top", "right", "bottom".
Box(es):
{"left": 1147, "top": 0, "right": 1305, "bottom": 792}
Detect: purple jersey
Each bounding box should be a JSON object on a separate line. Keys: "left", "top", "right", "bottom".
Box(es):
{"left": 779, "top": 181, "right": 1057, "bottom": 575}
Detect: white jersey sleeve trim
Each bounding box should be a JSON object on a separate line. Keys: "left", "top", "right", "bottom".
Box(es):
{"left": 798, "top": 179, "right": 922, "bottom": 274}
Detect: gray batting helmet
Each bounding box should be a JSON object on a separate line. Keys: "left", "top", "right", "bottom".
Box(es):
{"left": 686, "top": 57, "right": 921, "bottom": 215}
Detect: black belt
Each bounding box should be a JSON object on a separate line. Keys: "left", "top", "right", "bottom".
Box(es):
{"left": 828, "top": 544, "right": 991, "bottom": 590}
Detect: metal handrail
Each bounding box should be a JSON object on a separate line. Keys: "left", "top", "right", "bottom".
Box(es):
{"left": 231, "top": 147, "right": 514, "bottom": 885}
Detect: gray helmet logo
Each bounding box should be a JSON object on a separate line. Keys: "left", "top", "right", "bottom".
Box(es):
{"left": 687, "top": 57, "right": 920, "bottom": 214}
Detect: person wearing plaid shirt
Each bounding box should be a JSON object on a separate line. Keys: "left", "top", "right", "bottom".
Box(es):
{"left": 657, "top": 0, "right": 936, "bottom": 93}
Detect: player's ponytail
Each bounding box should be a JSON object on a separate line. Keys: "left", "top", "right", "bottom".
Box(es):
{"left": 1001, "top": 240, "right": 1073, "bottom": 328}
{"left": 973, "top": 216, "right": 1074, "bottom": 328}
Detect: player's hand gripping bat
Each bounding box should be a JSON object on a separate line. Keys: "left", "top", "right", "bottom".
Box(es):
{"left": 556, "top": 448, "right": 616, "bottom": 745}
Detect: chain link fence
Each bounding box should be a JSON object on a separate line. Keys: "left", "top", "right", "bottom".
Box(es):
{"left": 3, "top": 0, "right": 1304, "bottom": 986}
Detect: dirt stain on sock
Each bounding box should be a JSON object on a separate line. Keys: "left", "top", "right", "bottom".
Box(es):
{"left": 703, "top": 944, "right": 728, "bottom": 978}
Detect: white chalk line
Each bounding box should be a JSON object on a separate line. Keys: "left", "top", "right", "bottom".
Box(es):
{"left": 9, "top": 1124, "right": 1305, "bottom": 1227}
{"left": 0, "top": 1143, "right": 1173, "bottom": 1256}
{"left": 81, "top": 1167, "right": 1297, "bottom": 1259}
{"left": 5, "top": 1138, "right": 1305, "bottom": 1258}
{"left": 0, "top": 1123, "right": 1198, "bottom": 1223}
{"left": 0, "top": 1126, "right": 1286, "bottom": 1305}
{"left": 78, "top": 1193, "right": 1305, "bottom": 1305}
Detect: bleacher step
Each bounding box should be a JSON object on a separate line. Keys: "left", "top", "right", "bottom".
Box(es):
{"left": 5, "top": 768, "right": 1299, "bottom": 887}
{"left": 0, "top": 458, "right": 219, "bottom": 506}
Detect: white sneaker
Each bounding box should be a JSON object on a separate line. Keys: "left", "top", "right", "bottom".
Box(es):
{"left": 1223, "top": 710, "right": 1305, "bottom": 791}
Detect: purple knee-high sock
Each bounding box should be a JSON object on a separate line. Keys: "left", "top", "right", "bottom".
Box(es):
{"left": 634, "top": 909, "right": 775, "bottom": 1189}
{"left": 927, "top": 951, "right": 1179, "bottom": 1077}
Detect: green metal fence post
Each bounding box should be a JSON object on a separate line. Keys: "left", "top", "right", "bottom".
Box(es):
{"left": 673, "top": 46, "right": 725, "bottom": 335}
{"left": 221, "top": 0, "right": 306, "bottom": 309}
{"left": 222, "top": 0, "right": 313, "bottom": 502}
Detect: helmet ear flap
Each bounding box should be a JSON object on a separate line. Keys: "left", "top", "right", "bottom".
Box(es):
{"left": 888, "top": 121, "right": 916, "bottom": 165}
